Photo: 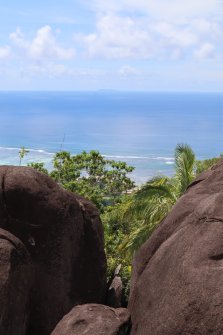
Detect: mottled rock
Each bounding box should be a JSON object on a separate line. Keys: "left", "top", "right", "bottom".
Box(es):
{"left": 129, "top": 160, "right": 223, "bottom": 335}
{"left": 0, "top": 228, "right": 32, "bottom": 335}
{"left": 0, "top": 166, "right": 106, "bottom": 335}
{"left": 107, "top": 276, "right": 123, "bottom": 308}
{"left": 51, "top": 303, "right": 131, "bottom": 335}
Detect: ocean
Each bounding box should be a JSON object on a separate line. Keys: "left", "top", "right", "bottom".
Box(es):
{"left": 0, "top": 91, "right": 223, "bottom": 184}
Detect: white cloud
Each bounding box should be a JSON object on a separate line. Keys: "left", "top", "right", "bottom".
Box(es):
{"left": 0, "top": 46, "right": 11, "bottom": 60}
{"left": 10, "top": 26, "right": 75, "bottom": 61}
{"left": 194, "top": 43, "right": 215, "bottom": 60}
{"left": 20, "top": 63, "right": 105, "bottom": 79}
{"left": 152, "top": 22, "right": 198, "bottom": 48}
{"left": 76, "top": 0, "right": 223, "bottom": 61}
{"left": 89, "top": 0, "right": 221, "bottom": 21}
{"left": 191, "top": 18, "right": 220, "bottom": 35}
{"left": 27, "top": 63, "right": 70, "bottom": 77}
{"left": 75, "top": 14, "right": 155, "bottom": 59}
{"left": 10, "top": 29, "right": 27, "bottom": 49}
{"left": 75, "top": 13, "right": 222, "bottom": 60}
{"left": 119, "top": 65, "right": 140, "bottom": 76}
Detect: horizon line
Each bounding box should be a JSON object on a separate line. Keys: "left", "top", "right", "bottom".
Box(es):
{"left": 0, "top": 89, "right": 223, "bottom": 94}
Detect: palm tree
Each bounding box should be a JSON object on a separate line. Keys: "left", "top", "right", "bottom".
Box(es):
{"left": 19, "top": 147, "right": 29, "bottom": 166}
{"left": 120, "top": 144, "right": 196, "bottom": 256}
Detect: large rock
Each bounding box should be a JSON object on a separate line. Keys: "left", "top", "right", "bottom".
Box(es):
{"left": 0, "top": 166, "right": 106, "bottom": 335}
{"left": 129, "top": 160, "right": 223, "bottom": 335}
{"left": 0, "top": 228, "right": 32, "bottom": 335}
{"left": 51, "top": 304, "right": 131, "bottom": 335}
{"left": 107, "top": 276, "right": 123, "bottom": 308}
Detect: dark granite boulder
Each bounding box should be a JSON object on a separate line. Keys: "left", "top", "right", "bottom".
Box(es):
{"left": 51, "top": 303, "right": 131, "bottom": 335}
{"left": 129, "top": 160, "right": 223, "bottom": 335}
{"left": 0, "top": 166, "right": 106, "bottom": 335}
{"left": 0, "top": 228, "right": 32, "bottom": 335}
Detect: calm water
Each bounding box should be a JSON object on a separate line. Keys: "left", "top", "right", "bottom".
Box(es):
{"left": 0, "top": 91, "right": 223, "bottom": 184}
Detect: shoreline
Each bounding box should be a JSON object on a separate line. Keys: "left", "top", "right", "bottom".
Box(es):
{"left": 0, "top": 146, "right": 175, "bottom": 185}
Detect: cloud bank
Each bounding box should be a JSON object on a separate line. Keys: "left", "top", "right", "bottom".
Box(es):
{"left": 10, "top": 26, "right": 75, "bottom": 61}
{"left": 1, "top": 0, "right": 223, "bottom": 90}
{"left": 75, "top": 0, "right": 222, "bottom": 60}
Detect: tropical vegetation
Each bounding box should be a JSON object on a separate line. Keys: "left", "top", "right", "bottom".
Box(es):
{"left": 28, "top": 150, "right": 135, "bottom": 211}
{"left": 22, "top": 144, "right": 222, "bottom": 302}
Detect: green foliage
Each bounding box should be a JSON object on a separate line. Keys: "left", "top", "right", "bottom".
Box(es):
{"left": 118, "top": 145, "right": 222, "bottom": 257}
{"left": 175, "top": 143, "right": 196, "bottom": 194}
{"left": 29, "top": 150, "right": 134, "bottom": 211}
{"left": 195, "top": 157, "right": 221, "bottom": 175}
{"left": 19, "top": 147, "right": 29, "bottom": 165}
{"left": 102, "top": 200, "right": 133, "bottom": 303}
{"left": 50, "top": 150, "right": 135, "bottom": 211}
{"left": 27, "top": 162, "right": 49, "bottom": 175}
{"left": 102, "top": 144, "right": 199, "bottom": 299}
{"left": 119, "top": 144, "right": 196, "bottom": 256}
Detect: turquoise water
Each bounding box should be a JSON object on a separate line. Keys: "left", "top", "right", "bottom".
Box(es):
{"left": 0, "top": 91, "right": 223, "bottom": 184}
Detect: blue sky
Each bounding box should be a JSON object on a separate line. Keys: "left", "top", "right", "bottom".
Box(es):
{"left": 0, "top": 0, "right": 223, "bottom": 91}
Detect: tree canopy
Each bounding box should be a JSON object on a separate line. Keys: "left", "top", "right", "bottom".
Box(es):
{"left": 29, "top": 150, "right": 135, "bottom": 211}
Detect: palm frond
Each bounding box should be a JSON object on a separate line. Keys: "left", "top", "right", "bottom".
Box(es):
{"left": 174, "top": 143, "right": 196, "bottom": 194}
{"left": 122, "top": 175, "right": 176, "bottom": 225}
{"left": 134, "top": 176, "right": 176, "bottom": 200}
{"left": 143, "top": 195, "right": 174, "bottom": 224}
{"left": 118, "top": 143, "right": 196, "bottom": 256}
{"left": 120, "top": 190, "right": 175, "bottom": 256}
{"left": 119, "top": 220, "right": 159, "bottom": 256}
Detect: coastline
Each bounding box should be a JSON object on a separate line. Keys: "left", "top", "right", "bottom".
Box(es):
{"left": 0, "top": 92, "right": 223, "bottom": 185}
{"left": 0, "top": 146, "right": 175, "bottom": 185}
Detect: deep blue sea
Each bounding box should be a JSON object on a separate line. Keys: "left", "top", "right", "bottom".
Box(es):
{"left": 0, "top": 91, "right": 223, "bottom": 184}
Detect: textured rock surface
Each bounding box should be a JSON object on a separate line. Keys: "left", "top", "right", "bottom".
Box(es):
{"left": 51, "top": 303, "right": 131, "bottom": 335}
{"left": 0, "top": 166, "right": 106, "bottom": 335}
{"left": 0, "top": 228, "right": 32, "bottom": 335}
{"left": 107, "top": 276, "right": 123, "bottom": 308}
{"left": 129, "top": 160, "right": 223, "bottom": 335}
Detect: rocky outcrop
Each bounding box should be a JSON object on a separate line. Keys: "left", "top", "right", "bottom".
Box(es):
{"left": 0, "top": 228, "right": 32, "bottom": 335}
{"left": 107, "top": 276, "right": 123, "bottom": 308}
{"left": 0, "top": 166, "right": 106, "bottom": 335}
{"left": 129, "top": 160, "right": 223, "bottom": 335}
{"left": 51, "top": 304, "right": 131, "bottom": 335}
